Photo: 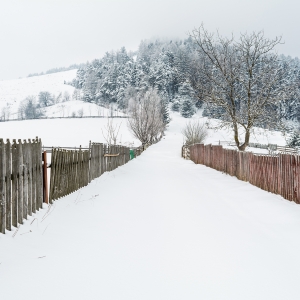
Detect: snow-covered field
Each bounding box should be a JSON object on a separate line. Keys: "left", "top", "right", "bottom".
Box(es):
{"left": 43, "top": 100, "right": 125, "bottom": 118}
{"left": 0, "top": 117, "right": 138, "bottom": 148}
{"left": 1, "top": 111, "right": 300, "bottom": 300}
{"left": 177, "top": 111, "right": 288, "bottom": 153}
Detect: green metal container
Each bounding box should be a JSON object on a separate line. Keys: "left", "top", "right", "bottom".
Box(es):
{"left": 129, "top": 149, "right": 135, "bottom": 160}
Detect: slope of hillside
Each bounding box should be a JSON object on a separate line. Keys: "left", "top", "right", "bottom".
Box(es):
{"left": 43, "top": 100, "right": 125, "bottom": 118}
{"left": 0, "top": 70, "right": 77, "bottom": 119}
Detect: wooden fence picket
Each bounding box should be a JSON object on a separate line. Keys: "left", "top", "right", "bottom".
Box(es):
{"left": 0, "top": 138, "right": 43, "bottom": 233}
{"left": 0, "top": 139, "right": 5, "bottom": 234}
{"left": 5, "top": 139, "right": 11, "bottom": 230}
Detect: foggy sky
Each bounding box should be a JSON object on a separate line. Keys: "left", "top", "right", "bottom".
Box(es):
{"left": 0, "top": 0, "right": 299, "bottom": 80}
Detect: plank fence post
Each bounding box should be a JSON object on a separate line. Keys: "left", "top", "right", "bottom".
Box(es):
{"left": 27, "top": 139, "right": 32, "bottom": 216}
{"left": 5, "top": 139, "right": 11, "bottom": 231}
{"left": 0, "top": 139, "right": 6, "bottom": 233}
{"left": 22, "top": 140, "right": 28, "bottom": 219}
{"left": 31, "top": 139, "right": 37, "bottom": 213}
{"left": 11, "top": 139, "right": 18, "bottom": 227}
{"left": 17, "top": 139, "right": 24, "bottom": 224}
{"left": 43, "top": 151, "right": 48, "bottom": 204}
{"left": 88, "top": 140, "right": 92, "bottom": 183}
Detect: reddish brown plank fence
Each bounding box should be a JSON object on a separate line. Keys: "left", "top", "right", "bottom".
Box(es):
{"left": 0, "top": 138, "right": 44, "bottom": 234}
{"left": 184, "top": 144, "right": 300, "bottom": 203}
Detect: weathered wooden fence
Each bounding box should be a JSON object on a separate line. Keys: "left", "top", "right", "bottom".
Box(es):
{"left": 49, "top": 143, "right": 145, "bottom": 203}
{"left": 49, "top": 147, "right": 90, "bottom": 202}
{"left": 184, "top": 144, "right": 300, "bottom": 203}
{"left": 0, "top": 138, "right": 44, "bottom": 233}
{"left": 0, "top": 138, "right": 148, "bottom": 234}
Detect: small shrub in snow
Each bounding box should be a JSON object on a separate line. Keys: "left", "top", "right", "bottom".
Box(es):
{"left": 182, "top": 120, "right": 208, "bottom": 146}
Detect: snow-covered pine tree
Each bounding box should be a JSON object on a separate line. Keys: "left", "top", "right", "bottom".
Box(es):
{"left": 160, "top": 95, "right": 170, "bottom": 124}
{"left": 288, "top": 130, "right": 300, "bottom": 149}
{"left": 171, "top": 99, "right": 181, "bottom": 112}
{"left": 180, "top": 98, "right": 195, "bottom": 118}
{"left": 178, "top": 81, "right": 196, "bottom": 118}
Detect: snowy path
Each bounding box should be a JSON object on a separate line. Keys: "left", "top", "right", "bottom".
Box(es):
{"left": 2, "top": 118, "right": 300, "bottom": 299}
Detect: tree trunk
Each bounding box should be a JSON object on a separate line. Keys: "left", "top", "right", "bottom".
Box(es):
{"left": 238, "top": 129, "right": 250, "bottom": 151}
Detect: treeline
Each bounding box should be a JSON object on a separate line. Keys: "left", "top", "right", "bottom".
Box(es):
{"left": 69, "top": 39, "right": 202, "bottom": 118}
{"left": 69, "top": 38, "right": 300, "bottom": 123}
{"left": 27, "top": 63, "right": 86, "bottom": 78}
{"left": 18, "top": 91, "right": 73, "bottom": 120}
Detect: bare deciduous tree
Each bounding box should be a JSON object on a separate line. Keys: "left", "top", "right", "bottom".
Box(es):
{"left": 190, "top": 25, "right": 297, "bottom": 151}
{"left": 127, "top": 88, "right": 165, "bottom": 145}
{"left": 101, "top": 118, "right": 122, "bottom": 145}
{"left": 77, "top": 108, "right": 84, "bottom": 118}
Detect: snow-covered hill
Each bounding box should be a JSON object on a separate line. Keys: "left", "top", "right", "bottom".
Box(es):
{"left": 0, "top": 70, "right": 77, "bottom": 119}
{"left": 0, "top": 69, "right": 127, "bottom": 120}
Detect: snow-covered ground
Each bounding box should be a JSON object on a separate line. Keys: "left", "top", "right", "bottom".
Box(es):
{"left": 43, "top": 100, "right": 125, "bottom": 118}
{"left": 1, "top": 112, "right": 300, "bottom": 300}
{"left": 176, "top": 111, "right": 288, "bottom": 152}
{"left": 0, "top": 70, "right": 77, "bottom": 119}
{"left": 0, "top": 110, "right": 287, "bottom": 150}
{"left": 0, "top": 117, "right": 137, "bottom": 148}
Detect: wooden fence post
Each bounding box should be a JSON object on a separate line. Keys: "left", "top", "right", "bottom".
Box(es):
{"left": 37, "top": 138, "right": 43, "bottom": 209}
{"left": 0, "top": 139, "right": 5, "bottom": 233}
{"left": 17, "top": 140, "right": 23, "bottom": 223}
{"left": 22, "top": 140, "right": 28, "bottom": 219}
{"left": 5, "top": 139, "right": 11, "bottom": 230}
{"left": 43, "top": 151, "right": 48, "bottom": 204}
{"left": 11, "top": 139, "right": 18, "bottom": 227}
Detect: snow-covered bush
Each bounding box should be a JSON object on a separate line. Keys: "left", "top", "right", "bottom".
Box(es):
{"left": 182, "top": 120, "right": 208, "bottom": 146}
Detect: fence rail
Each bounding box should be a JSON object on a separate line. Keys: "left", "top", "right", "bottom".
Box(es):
{"left": 183, "top": 144, "right": 300, "bottom": 204}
